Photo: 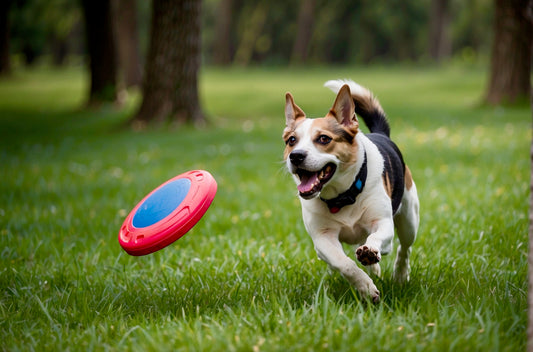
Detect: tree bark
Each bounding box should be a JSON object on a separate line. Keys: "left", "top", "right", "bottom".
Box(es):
{"left": 529, "top": 117, "right": 533, "bottom": 351}
{"left": 212, "top": 0, "right": 234, "bottom": 65}
{"left": 50, "top": 34, "right": 69, "bottom": 67}
{"left": 81, "top": 0, "right": 119, "bottom": 105}
{"left": 0, "top": 0, "right": 12, "bottom": 75}
{"left": 133, "top": 0, "right": 204, "bottom": 126}
{"left": 114, "top": 0, "right": 142, "bottom": 87}
{"left": 291, "top": 0, "right": 315, "bottom": 65}
{"left": 428, "top": 0, "right": 451, "bottom": 62}
{"left": 233, "top": 2, "right": 267, "bottom": 66}
{"left": 485, "top": 0, "right": 533, "bottom": 105}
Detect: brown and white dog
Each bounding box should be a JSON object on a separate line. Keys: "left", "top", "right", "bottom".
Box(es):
{"left": 283, "top": 80, "right": 419, "bottom": 303}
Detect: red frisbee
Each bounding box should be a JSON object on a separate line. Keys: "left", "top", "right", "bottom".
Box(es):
{"left": 118, "top": 170, "right": 217, "bottom": 256}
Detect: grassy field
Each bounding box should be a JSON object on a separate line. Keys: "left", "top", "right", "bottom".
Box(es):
{"left": 0, "top": 65, "right": 530, "bottom": 351}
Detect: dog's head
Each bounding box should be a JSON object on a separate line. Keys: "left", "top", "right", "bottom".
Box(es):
{"left": 283, "top": 85, "right": 360, "bottom": 199}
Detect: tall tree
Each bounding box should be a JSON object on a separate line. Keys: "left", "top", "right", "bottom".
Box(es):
{"left": 428, "top": 0, "right": 451, "bottom": 61}
{"left": 0, "top": 0, "right": 12, "bottom": 75}
{"left": 485, "top": 0, "right": 532, "bottom": 104}
{"left": 114, "top": 0, "right": 142, "bottom": 87}
{"left": 291, "top": 0, "right": 315, "bottom": 64}
{"left": 81, "top": 0, "right": 118, "bottom": 105}
{"left": 233, "top": 2, "right": 267, "bottom": 66}
{"left": 529, "top": 127, "right": 533, "bottom": 352}
{"left": 212, "top": 0, "right": 234, "bottom": 65}
{"left": 133, "top": 0, "right": 204, "bottom": 126}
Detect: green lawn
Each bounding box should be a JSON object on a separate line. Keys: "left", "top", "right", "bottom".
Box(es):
{"left": 0, "top": 65, "right": 530, "bottom": 351}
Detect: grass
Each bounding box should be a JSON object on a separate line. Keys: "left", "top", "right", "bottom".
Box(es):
{"left": 0, "top": 64, "right": 530, "bottom": 351}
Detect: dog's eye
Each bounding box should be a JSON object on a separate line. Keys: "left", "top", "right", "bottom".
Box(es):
{"left": 317, "top": 135, "right": 332, "bottom": 145}
{"left": 286, "top": 136, "right": 297, "bottom": 146}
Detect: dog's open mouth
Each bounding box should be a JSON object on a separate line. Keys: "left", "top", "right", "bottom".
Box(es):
{"left": 296, "top": 163, "right": 336, "bottom": 198}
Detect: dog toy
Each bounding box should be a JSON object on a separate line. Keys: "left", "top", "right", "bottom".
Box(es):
{"left": 118, "top": 170, "right": 217, "bottom": 256}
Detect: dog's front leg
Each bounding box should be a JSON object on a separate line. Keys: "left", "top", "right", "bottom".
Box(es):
{"left": 356, "top": 218, "right": 394, "bottom": 271}
{"left": 312, "top": 232, "right": 380, "bottom": 303}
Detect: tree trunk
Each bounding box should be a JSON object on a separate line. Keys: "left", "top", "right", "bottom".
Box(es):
{"left": 114, "top": 0, "right": 142, "bottom": 87}
{"left": 212, "top": 0, "right": 234, "bottom": 65}
{"left": 233, "top": 2, "right": 267, "bottom": 66}
{"left": 529, "top": 119, "right": 533, "bottom": 351}
{"left": 0, "top": 0, "right": 12, "bottom": 75}
{"left": 133, "top": 0, "right": 204, "bottom": 126}
{"left": 485, "top": 0, "right": 533, "bottom": 105}
{"left": 51, "top": 34, "right": 69, "bottom": 67}
{"left": 428, "top": 0, "right": 451, "bottom": 62}
{"left": 291, "top": 0, "right": 315, "bottom": 65}
{"left": 81, "top": 0, "right": 119, "bottom": 105}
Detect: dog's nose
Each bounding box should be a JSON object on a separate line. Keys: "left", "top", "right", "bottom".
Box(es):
{"left": 289, "top": 150, "right": 307, "bottom": 166}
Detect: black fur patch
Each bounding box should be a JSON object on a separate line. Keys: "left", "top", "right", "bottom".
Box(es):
{"left": 367, "top": 133, "right": 405, "bottom": 214}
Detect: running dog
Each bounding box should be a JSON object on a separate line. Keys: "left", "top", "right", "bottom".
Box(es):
{"left": 283, "top": 80, "right": 419, "bottom": 303}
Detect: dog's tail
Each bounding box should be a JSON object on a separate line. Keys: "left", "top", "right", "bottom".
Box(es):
{"left": 324, "top": 79, "right": 390, "bottom": 137}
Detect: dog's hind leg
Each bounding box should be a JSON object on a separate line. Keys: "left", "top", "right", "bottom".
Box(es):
{"left": 393, "top": 177, "right": 419, "bottom": 283}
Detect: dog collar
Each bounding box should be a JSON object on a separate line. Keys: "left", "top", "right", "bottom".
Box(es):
{"left": 320, "top": 150, "right": 367, "bottom": 213}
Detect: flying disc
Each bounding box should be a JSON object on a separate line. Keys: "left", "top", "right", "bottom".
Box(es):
{"left": 118, "top": 170, "right": 217, "bottom": 256}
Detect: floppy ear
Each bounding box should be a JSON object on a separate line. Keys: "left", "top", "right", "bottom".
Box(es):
{"left": 285, "top": 92, "right": 306, "bottom": 129}
{"left": 327, "top": 84, "right": 358, "bottom": 131}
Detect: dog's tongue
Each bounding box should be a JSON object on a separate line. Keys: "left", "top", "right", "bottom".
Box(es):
{"left": 297, "top": 172, "right": 318, "bottom": 193}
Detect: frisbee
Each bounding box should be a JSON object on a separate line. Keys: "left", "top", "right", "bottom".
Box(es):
{"left": 118, "top": 170, "right": 217, "bottom": 256}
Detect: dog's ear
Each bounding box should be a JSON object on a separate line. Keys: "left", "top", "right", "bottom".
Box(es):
{"left": 285, "top": 92, "right": 306, "bottom": 129}
{"left": 327, "top": 85, "right": 358, "bottom": 132}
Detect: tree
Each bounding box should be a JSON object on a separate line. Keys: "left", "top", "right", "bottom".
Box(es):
{"left": 233, "top": 1, "right": 267, "bottom": 66}
{"left": 212, "top": 0, "right": 234, "bottom": 65}
{"left": 132, "top": 0, "right": 204, "bottom": 126}
{"left": 114, "top": 0, "right": 142, "bottom": 87}
{"left": 485, "top": 0, "right": 532, "bottom": 104}
{"left": 529, "top": 130, "right": 533, "bottom": 351}
{"left": 428, "top": 0, "right": 451, "bottom": 61}
{"left": 80, "top": 0, "right": 118, "bottom": 105}
{"left": 44, "top": 0, "right": 81, "bottom": 67}
{"left": 0, "top": 0, "right": 11, "bottom": 75}
{"left": 291, "top": 0, "right": 315, "bottom": 64}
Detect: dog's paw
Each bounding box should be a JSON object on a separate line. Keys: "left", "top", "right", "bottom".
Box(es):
{"left": 393, "top": 253, "right": 411, "bottom": 284}
{"left": 370, "top": 288, "right": 380, "bottom": 303}
{"left": 393, "top": 264, "right": 410, "bottom": 284}
{"left": 356, "top": 278, "right": 380, "bottom": 303}
{"left": 356, "top": 245, "right": 381, "bottom": 266}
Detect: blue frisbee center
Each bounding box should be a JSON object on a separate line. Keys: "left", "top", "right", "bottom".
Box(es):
{"left": 132, "top": 178, "right": 191, "bottom": 228}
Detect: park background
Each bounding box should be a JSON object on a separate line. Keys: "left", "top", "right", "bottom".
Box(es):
{"left": 0, "top": 0, "right": 531, "bottom": 351}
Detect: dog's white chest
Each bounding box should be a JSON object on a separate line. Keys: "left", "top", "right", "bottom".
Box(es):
{"left": 338, "top": 222, "right": 368, "bottom": 245}
{"left": 301, "top": 199, "right": 371, "bottom": 244}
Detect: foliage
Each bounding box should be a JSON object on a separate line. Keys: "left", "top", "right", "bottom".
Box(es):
{"left": 9, "top": 0, "right": 494, "bottom": 66}
{"left": 0, "top": 65, "right": 529, "bottom": 350}
{"left": 451, "top": 0, "right": 494, "bottom": 54}
{"left": 10, "top": 0, "right": 81, "bottom": 64}
{"left": 202, "top": 0, "right": 494, "bottom": 65}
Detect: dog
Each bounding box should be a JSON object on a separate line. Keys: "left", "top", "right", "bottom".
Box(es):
{"left": 283, "top": 80, "right": 419, "bottom": 303}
